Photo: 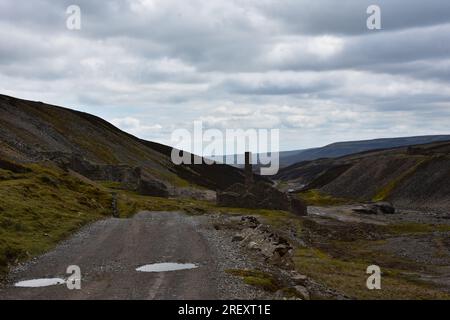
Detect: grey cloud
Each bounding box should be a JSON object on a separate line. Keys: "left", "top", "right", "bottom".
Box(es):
{"left": 220, "top": 75, "right": 334, "bottom": 95}
{"left": 0, "top": 0, "right": 449, "bottom": 150}
{"left": 262, "top": 0, "right": 450, "bottom": 35}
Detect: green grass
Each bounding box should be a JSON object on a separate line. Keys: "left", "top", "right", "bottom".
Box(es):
{"left": 296, "top": 189, "right": 350, "bottom": 206}
{"left": 155, "top": 170, "right": 191, "bottom": 188}
{"left": 293, "top": 246, "right": 450, "bottom": 300}
{"left": 225, "top": 269, "right": 281, "bottom": 292}
{"left": 384, "top": 222, "right": 450, "bottom": 235}
{"left": 0, "top": 164, "right": 116, "bottom": 277}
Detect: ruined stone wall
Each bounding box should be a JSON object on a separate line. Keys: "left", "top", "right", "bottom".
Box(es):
{"left": 43, "top": 152, "right": 168, "bottom": 197}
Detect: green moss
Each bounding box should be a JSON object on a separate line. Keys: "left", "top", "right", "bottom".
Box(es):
{"left": 243, "top": 276, "right": 278, "bottom": 291}
{"left": 281, "top": 287, "right": 305, "bottom": 299}
{"left": 226, "top": 269, "right": 281, "bottom": 292}
{"left": 157, "top": 170, "right": 191, "bottom": 188}
{"left": 98, "top": 181, "right": 123, "bottom": 190}
{"left": 297, "top": 189, "right": 350, "bottom": 206}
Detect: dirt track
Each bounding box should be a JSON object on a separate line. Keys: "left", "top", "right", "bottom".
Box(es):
{"left": 0, "top": 211, "right": 262, "bottom": 300}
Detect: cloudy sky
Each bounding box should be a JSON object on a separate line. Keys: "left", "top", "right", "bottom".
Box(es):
{"left": 1, "top": 0, "right": 450, "bottom": 151}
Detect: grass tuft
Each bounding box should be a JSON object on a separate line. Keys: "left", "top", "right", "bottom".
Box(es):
{"left": 226, "top": 269, "right": 281, "bottom": 292}
{"left": 296, "top": 189, "right": 350, "bottom": 206}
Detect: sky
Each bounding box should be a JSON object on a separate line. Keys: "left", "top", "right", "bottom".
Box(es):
{"left": 1, "top": 0, "right": 450, "bottom": 152}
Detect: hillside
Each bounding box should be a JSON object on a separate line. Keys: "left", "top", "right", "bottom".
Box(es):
{"left": 277, "top": 135, "right": 450, "bottom": 167}
{"left": 0, "top": 94, "right": 256, "bottom": 192}
{"left": 0, "top": 93, "right": 264, "bottom": 276}
{"left": 276, "top": 140, "right": 450, "bottom": 213}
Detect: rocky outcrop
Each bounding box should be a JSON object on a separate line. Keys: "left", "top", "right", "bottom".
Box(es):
{"left": 233, "top": 216, "right": 294, "bottom": 269}
{"left": 222, "top": 215, "right": 349, "bottom": 300}
{"left": 217, "top": 181, "right": 307, "bottom": 216}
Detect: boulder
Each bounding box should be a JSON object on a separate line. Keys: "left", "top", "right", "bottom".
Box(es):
{"left": 374, "top": 202, "right": 396, "bottom": 214}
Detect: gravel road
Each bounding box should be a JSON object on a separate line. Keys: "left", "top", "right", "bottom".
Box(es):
{"left": 0, "top": 211, "right": 266, "bottom": 300}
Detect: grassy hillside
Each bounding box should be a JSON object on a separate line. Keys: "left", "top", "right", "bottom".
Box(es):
{"left": 0, "top": 162, "right": 113, "bottom": 276}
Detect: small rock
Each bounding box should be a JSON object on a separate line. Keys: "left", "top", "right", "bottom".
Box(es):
{"left": 241, "top": 216, "right": 261, "bottom": 228}
{"left": 232, "top": 235, "right": 244, "bottom": 242}
{"left": 247, "top": 241, "right": 259, "bottom": 250}
{"left": 294, "top": 285, "right": 310, "bottom": 300}
{"left": 291, "top": 273, "right": 308, "bottom": 286}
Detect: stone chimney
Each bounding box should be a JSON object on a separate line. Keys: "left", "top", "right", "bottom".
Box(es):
{"left": 244, "top": 151, "right": 253, "bottom": 189}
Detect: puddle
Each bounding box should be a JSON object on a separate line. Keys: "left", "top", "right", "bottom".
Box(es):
{"left": 136, "top": 263, "right": 198, "bottom": 273}
{"left": 14, "top": 278, "right": 66, "bottom": 288}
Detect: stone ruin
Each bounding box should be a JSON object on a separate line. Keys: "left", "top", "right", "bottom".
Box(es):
{"left": 45, "top": 152, "right": 168, "bottom": 197}
{"left": 217, "top": 152, "right": 307, "bottom": 216}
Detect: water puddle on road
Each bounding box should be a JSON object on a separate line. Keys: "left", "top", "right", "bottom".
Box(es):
{"left": 14, "top": 278, "right": 66, "bottom": 288}
{"left": 136, "top": 263, "right": 198, "bottom": 273}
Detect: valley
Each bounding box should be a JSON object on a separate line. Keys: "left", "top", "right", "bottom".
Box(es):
{"left": 0, "top": 94, "right": 449, "bottom": 300}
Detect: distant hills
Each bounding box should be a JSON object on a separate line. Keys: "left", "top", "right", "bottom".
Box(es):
{"left": 278, "top": 135, "right": 450, "bottom": 167}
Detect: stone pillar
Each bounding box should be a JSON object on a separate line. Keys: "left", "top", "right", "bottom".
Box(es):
{"left": 244, "top": 151, "right": 253, "bottom": 189}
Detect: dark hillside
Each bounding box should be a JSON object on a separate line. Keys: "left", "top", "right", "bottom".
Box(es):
{"left": 277, "top": 140, "right": 450, "bottom": 213}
